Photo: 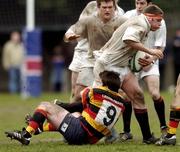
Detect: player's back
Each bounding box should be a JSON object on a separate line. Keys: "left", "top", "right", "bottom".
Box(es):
{"left": 81, "top": 86, "right": 124, "bottom": 136}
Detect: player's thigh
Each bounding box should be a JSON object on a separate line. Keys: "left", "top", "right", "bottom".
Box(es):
{"left": 122, "top": 72, "right": 145, "bottom": 106}
{"left": 38, "top": 102, "right": 69, "bottom": 129}
{"left": 93, "top": 60, "right": 105, "bottom": 86}
{"left": 71, "top": 71, "right": 78, "bottom": 89}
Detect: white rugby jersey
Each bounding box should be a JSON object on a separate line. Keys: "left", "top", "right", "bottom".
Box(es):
{"left": 74, "top": 1, "right": 125, "bottom": 53}
{"left": 98, "top": 14, "right": 150, "bottom": 67}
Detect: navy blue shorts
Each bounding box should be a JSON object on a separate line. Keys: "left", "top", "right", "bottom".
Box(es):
{"left": 58, "top": 113, "right": 89, "bottom": 145}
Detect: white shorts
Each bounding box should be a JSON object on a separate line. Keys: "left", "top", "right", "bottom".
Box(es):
{"left": 68, "top": 51, "right": 87, "bottom": 72}
{"left": 93, "top": 59, "right": 130, "bottom": 87}
{"left": 76, "top": 67, "right": 94, "bottom": 87}
{"left": 138, "top": 60, "right": 159, "bottom": 79}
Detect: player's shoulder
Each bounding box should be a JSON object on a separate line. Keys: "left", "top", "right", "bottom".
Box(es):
{"left": 86, "top": 1, "right": 96, "bottom": 8}
{"left": 79, "top": 14, "right": 95, "bottom": 24}
{"left": 115, "top": 15, "right": 128, "bottom": 25}
{"left": 79, "top": 1, "right": 97, "bottom": 19}
{"left": 116, "top": 6, "right": 125, "bottom": 15}
{"left": 83, "top": 1, "right": 97, "bottom": 15}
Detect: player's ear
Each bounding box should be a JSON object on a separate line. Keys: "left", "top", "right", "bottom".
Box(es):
{"left": 147, "top": 17, "right": 153, "bottom": 23}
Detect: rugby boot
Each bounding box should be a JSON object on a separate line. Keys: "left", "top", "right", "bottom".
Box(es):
{"left": 119, "top": 132, "right": 133, "bottom": 141}
{"left": 5, "top": 128, "right": 31, "bottom": 145}
{"left": 143, "top": 133, "right": 159, "bottom": 144}
{"left": 155, "top": 134, "right": 176, "bottom": 146}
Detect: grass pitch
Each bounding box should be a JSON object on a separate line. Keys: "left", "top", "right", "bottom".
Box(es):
{"left": 0, "top": 91, "right": 180, "bottom": 152}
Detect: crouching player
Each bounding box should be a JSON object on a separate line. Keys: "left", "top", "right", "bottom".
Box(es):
{"left": 5, "top": 71, "right": 125, "bottom": 145}
{"left": 156, "top": 74, "right": 180, "bottom": 145}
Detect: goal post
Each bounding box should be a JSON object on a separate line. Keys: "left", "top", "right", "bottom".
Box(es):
{"left": 21, "top": 0, "right": 42, "bottom": 98}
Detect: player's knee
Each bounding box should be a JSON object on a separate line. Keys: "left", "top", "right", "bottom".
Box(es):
{"left": 175, "top": 87, "right": 180, "bottom": 97}
{"left": 38, "top": 101, "right": 52, "bottom": 111}
{"left": 150, "top": 90, "right": 160, "bottom": 100}
{"left": 133, "top": 89, "right": 144, "bottom": 102}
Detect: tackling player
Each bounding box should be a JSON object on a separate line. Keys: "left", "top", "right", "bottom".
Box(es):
{"left": 5, "top": 71, "right": 126, "bottom": 145}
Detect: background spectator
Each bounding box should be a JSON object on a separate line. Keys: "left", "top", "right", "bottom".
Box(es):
{"left": 50, "top": 45, "right": 65, "bottom": 92}
{"left": 2, "top": 31, "right": 24, "bottom": 94}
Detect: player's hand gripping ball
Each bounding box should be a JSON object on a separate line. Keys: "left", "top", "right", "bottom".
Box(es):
{"left": 129, "top": 51, "right": 146, "bottom": 72}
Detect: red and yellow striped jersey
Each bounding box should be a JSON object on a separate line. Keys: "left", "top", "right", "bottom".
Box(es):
{"left": 80, "top": 86, "right": 125, "bottom": 143}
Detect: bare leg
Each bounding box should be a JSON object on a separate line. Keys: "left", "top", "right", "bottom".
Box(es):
{"left": 144, "top": 75, "right": 167, "bottom": 130}
{"left": 37, "top": 102, "right": 69, "bottom": 129}
{"left": 121, "top": 72, "right": 154, "bottom": 142}
{"left": 70, "top": 71, "right": 79, "bottom": 102}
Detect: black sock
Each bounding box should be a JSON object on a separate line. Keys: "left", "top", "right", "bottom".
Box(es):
{"left": 134, "top": 108, "right": 152, "bottom": 140}
{"left": 153, "top": 97, "right": 166, "bottom": 128}
{"left": 123, "top": 101, "right": 132, "bottom": 133}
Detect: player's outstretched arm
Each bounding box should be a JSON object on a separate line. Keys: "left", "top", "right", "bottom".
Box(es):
{"left": 64, "top": 31, "right": 80, "bottom": 42}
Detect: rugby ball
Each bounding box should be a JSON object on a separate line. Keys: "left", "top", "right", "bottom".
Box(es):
{"left": 129, "top": 51, "right": 146, "bottom": 72}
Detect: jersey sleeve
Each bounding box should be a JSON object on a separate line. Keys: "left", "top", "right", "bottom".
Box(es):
{"left": 122, "top": 25, "right": 145, "bottom": 43}
{"left": 123, "top": 11, "right": 133, "bottom": 18}
{"left": 67, "top": 17, "right": 88, "bottom": 39}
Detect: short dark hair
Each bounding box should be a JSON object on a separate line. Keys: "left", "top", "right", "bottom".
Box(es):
{"left": 143, "top": 4, "right": 164, "bottom": 16}
{"left": 99, "top": 70, "right": 120, "bottom": 92}
{"left": 96, "top": 0, "right": 116, "bottom": 8}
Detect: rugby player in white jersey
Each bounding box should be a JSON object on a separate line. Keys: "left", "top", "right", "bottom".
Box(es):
{"left": 64, "top": 0, "right": 126, "bottom": 103}
{"left": 118, "top": 0, "right": 167, "bottom": 141}
{"left": 93, "top": 4, "right": 164, "bottom": 144}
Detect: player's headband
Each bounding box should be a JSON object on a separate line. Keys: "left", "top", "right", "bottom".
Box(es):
{"left": 144, "top": 13, "right": 163, "bottom": 20}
